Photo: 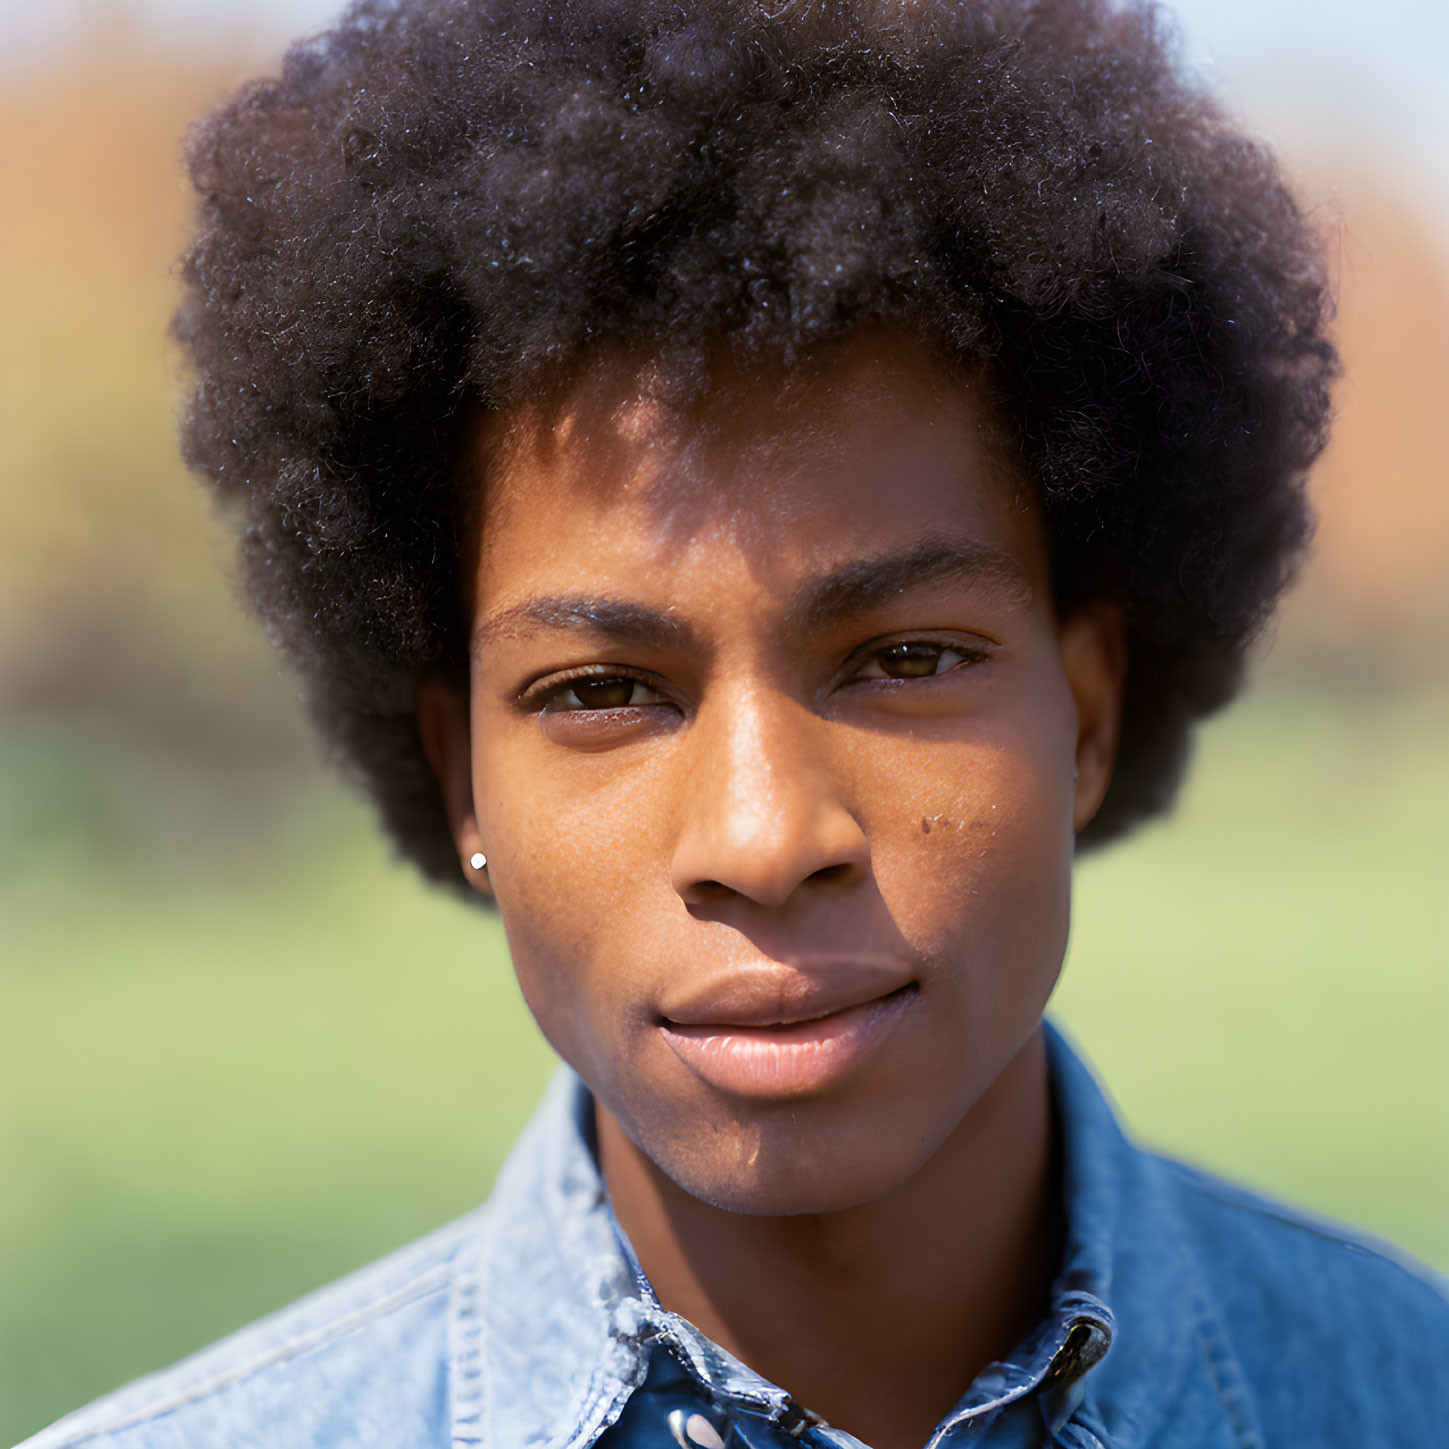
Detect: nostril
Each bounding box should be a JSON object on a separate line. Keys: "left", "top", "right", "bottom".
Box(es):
{"left": 672, "top": 782, "right": 870, "bottom": 907}
{"left": 805, "top": 861, "right": 857, "bottom": 887}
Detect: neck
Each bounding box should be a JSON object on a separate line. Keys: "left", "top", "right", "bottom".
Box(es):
{"left": 597, "top": 1028, "right": 1060, "bottom": 1449}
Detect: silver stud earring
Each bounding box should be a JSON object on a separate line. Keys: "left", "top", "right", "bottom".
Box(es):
{"left": 469, "top": 852, "right": 487, "bottom": 871}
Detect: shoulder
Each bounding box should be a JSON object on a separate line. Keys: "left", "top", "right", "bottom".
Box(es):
{"left": 17, "top": 1208, "right": 486, "bottom": 1449}
{"left": 1155, "top": 1153, "right": 1449, "bottom": 1429}
{"left": 1159, "top": 1154, "right": 1449, "bottom": 1335}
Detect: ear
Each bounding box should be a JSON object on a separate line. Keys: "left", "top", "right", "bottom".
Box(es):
{"left": 1057, "top": 603, "right": 1127, "bottom": 834}
{"left": 416, "top": 675, "right": 492, "bottom": 897}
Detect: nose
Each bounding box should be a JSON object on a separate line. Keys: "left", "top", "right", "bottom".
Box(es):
{"left": 670, "top": 685, "right": 870, "bottom": 909}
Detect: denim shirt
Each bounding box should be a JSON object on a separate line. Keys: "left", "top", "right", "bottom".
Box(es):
{"left": 20, "top": 1024, "right": 1449, "bottom": 1449}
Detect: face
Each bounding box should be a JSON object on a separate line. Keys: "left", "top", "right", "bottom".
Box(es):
{"left": 420, "top": 331, "right": 1123, "bottom": 1216}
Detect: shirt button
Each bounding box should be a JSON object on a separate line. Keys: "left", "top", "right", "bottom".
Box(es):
{"left": 667, "top": 1408, "right": 727, "bottom": 1449}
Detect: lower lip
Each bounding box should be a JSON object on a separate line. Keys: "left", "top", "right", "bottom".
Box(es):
{"left": 658, "top": 988, "right": 916, "bottom": 1098}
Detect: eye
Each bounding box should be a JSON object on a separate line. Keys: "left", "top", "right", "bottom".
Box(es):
{"left": 539, "top": 675, "right": 667, "bottom": 711}
{"left": 852, "top": 641, "right": 976, "bottom": 681}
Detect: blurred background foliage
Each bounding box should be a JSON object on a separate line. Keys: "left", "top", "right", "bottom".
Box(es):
{"left": 1, "top": 4, "right": 1446, "bottom": 1443}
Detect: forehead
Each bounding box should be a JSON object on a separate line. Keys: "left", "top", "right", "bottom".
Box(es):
{"left": 470, "top": 331, "right": 1044, "bottom": 606}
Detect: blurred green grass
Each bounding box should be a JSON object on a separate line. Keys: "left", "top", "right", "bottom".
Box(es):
{"left": 2, "top": 682, "right": 1446, "bottom": 1444}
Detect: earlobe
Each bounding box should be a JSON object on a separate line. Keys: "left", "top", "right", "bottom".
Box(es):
{"left": 416, "top": 676, "right": 492, "bottom": 894}
{"left": 1059, "top": 604, "right": 1127, "bottom": 834}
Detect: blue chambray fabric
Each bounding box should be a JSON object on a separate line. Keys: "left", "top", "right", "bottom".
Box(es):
{"left": 19, "top": 1024, "right": 1449, "bottom": 1449}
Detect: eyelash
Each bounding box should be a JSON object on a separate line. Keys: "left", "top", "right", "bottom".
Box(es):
{"left": 521, "top": 636, "right": 994, "bottom": 714}
{"left": 527, "top": 669, "right": 670, "bottom": 714}
{"left": 848, "top": 638, "right": 993, "bottom": 684}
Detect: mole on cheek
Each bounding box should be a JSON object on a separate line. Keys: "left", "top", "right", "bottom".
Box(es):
{"left": 921, "top": 814, "right": 954, "bottom": 835}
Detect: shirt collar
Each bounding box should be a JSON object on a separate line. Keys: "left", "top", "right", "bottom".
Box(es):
{"left": 449, "top": 1021, "right": 1226, "bottom": 1449}
{"left": 1043, "top": 1024, "right": 1244, "bottom": 1449}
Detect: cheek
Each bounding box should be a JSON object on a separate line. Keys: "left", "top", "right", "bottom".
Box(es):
{"left": 867, "top": 678, "right": 1078, "bottom": 1000}
{"left": 471, "top": 735, "right": 672, "bottom": 1081}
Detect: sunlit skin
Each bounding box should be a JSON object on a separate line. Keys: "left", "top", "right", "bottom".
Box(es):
{"left": 418, "top": 331, "right": 1125, "bottom": 1449}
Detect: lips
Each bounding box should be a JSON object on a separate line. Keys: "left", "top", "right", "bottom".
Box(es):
{"left": 658, "top": 960, "right": 916, "bottom": 1029}
{"left": 657, "top": 967, "right": 918, "bottom": 1098}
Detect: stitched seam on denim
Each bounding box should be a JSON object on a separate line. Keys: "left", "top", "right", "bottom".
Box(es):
{"left": 1186, "top": 1280, "right": 1264, "bottom": 1449}
{"left": 923, "top": 1327, "right": 1083, "bottom": 1449}
{"left": 1162, "top": 1159, "right": 1449, "bottom": 1298}
{"left": 557, "top": 1363, "right": 644, "bottom": 1449}
{"left": 548, "top": 1246, "right": 652, "bottom": 1447}
{"left": 541, "top": 1264, "right": 650, "bottom": 1449}
{"left": 553, "top": 1359, "right": 621, "bottom": 1449}
{"left": 450, "top": 1246, "right": 486, "bottom": 1447}
{"left": 1064, "top": 1402, "right": 1115, "bottom": 1449}
{"left": 38, "top": 1267, "right": 453, "bottom": 1446}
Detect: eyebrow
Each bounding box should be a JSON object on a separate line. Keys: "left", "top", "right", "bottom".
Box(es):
{"left": 790, "top": 536, "right": 1034, "bottom": 637}
{"left": 472, "top": 596, "right": 700, "bottom": 658}
{"left": 471, "top": 536, "right": 1032, "bottom": 661}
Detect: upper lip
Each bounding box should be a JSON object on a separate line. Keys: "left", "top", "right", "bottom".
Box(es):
{"left": 658, "top": 962, "right": 916, "bottom": 1029}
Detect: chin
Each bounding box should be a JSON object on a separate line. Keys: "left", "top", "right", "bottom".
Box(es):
{"left": 649, "top": 1103, "right": 932, "bottom": 1217}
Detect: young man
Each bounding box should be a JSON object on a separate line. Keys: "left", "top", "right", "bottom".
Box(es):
{"left": 24, "top": 1, "right": 1448, "bottom": 1446}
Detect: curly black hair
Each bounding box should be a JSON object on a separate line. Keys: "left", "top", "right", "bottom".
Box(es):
{"left": 174, "top": 0, "right": 1335, "bottom": 892}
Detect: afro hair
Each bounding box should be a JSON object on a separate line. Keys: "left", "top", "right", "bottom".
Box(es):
{"left": 174, "top": 0, "right": 1336, "bottom": 892}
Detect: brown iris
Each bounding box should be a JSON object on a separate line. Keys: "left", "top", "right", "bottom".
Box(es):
{"left": 569, "top": 677, "right": 639, "bottom": 709}
{"left": 875, "top": 643, "right": 948, "bottom": 678}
